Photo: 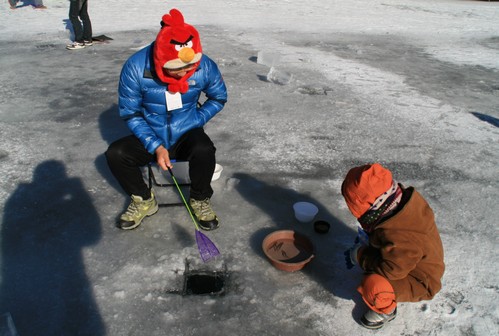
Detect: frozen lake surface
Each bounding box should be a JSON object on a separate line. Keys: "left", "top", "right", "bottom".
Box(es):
{"left": 0, "top": 0, "right": 498, "bottom": 335}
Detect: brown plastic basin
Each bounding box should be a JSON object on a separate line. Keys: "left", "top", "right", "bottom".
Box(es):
{"left": 262, "top": 230, "right": 314, "bottom": 272}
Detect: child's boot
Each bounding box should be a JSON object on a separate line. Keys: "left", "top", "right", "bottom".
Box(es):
{"left": 360, "top": 307, "right": 397, "bottom": 329}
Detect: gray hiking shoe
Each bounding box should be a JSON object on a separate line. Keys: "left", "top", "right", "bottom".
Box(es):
{"left": 189, "top": 198, "right": 219, "bottom": 231}
{"left": 119, "top": 191, "right": 158, "bottom": 230}
{"left": 360, "top": 308, "right": 397, "bottom": 329}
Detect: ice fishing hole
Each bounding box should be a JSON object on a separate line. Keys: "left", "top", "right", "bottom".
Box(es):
{"left": 183, "top": 271, "right": 226, "bottom": 296}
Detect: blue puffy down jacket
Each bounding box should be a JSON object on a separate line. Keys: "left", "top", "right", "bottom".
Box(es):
{"left": 118, "top": 43, "right": 227, "bottom": 153}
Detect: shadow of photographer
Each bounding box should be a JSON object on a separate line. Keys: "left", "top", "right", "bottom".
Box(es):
{"left": 0, "top": 160, "right": 105, "bottom": 335}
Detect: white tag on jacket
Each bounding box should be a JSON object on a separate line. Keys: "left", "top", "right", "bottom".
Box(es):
{"left": 165, "top": 91, "right": 183, "bottom": 111}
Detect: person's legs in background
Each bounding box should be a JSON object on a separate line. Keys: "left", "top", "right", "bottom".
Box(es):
{"left": 79, "top": 0, "right": 93, "bottom": 44}
{"left": 68, "top": 0, "right": 83, "bottom": 43}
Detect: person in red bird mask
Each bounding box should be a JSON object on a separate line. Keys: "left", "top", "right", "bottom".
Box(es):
{"left": 153, "top": 10, "right": 203, "bottom": 93}
{"left": 106, "top": 9, "right": 227, "bottom": 231}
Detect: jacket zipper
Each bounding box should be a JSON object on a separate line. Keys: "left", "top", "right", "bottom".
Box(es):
{"left": 166, "top": 108, "right": 172, "bottom": 147}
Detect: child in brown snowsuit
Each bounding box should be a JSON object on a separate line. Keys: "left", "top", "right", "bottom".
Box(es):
{"left": 342, "top": 163, "right": 445, "bottom": 329}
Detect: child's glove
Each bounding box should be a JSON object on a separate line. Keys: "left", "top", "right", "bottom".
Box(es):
{"left": 344, "top": 243, "right": 362, "bottom": 269}
{"left": 356, "top": 227, "right": 369, "bottom": 246}
{"left": 344, "top": 227, "right": 369, "bottom": 269}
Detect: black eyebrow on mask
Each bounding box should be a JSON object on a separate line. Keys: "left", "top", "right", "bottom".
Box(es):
{"left": 170, "top": 35, "right": 193, "bottom": 45}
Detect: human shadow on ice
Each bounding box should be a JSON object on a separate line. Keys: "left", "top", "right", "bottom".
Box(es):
{"left": 0, "top": 160, "right": 105, "bottom": 335}
{"left": 62, "top": 19, "right": 75, "bottom": 41}
{"left": 233, "top": 172, "right": 363, "bottom": 301}
{"left": 96, "top": 104, "right": 131, "bottom": 195}
{"left": 471, "top": 111, "right": 499, "bottom": 128}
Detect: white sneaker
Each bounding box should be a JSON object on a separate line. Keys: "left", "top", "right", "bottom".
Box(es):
{"left": 66, "top": 42, "right": 85, "bottom": 50}
{"left": 83, "top": 40, "right": 93, "bottom": 46}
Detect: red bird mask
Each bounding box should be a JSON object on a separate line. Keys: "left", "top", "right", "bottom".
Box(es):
{"left": 153, "top": 9, "right": 203, "bottom": 93}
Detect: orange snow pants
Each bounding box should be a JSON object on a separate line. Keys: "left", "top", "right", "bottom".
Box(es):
{"left": 357, "top": 274, "right": 397, "bottom": 314}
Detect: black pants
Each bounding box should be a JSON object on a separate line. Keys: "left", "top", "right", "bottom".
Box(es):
{"left": 105, "top": 128, "right": 216, "bottom": 201}
{"left": 69, "top": 0, "right": 92, "bottom": 43}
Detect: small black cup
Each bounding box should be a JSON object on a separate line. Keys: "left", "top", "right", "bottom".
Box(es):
{"left": 314, "top": 220, "right": 330, "bottom": 234}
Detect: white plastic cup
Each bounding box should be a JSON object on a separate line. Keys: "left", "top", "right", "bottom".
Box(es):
{"left": 293, "top": 202, "right": 319, "bottom": 223}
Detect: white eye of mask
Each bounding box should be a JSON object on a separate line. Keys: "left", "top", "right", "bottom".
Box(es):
{"left": 174, "top": 41, "right": 193, "bottom": 51}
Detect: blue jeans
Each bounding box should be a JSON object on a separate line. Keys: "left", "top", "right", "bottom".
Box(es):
{"left": 69, "top": 0, "right": 92, "bottom": 42}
